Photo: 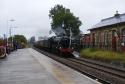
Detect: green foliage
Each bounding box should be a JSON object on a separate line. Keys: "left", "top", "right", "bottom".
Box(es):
{"left": 13, "top": 35, "right": 27, "bottom": 44}
{"left": 49, "top": 4, "right": 82, "bottom": 36}
{"left": 8, "top": 35, "right": 27, "bottom": 46}
{"left": 8, "top": 37, "right": 12, "bottom": 42}
{"left": 80, "top": 48, "right": 125, "bottom": 63}
{"left": 0, "top": 38, "right": 4, "bottom": 46}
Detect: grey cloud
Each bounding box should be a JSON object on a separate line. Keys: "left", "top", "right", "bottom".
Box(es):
{"left": 0, "top": 0, "right": 125, "bottom": 38}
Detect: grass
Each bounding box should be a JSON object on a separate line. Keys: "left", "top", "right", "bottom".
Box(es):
{"left": 80, "top": 48, "right": 125, "bottom": 63}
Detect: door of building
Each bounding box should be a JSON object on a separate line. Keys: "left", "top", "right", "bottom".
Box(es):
{"left": 112, "top": 30, "right": 117, "bottom": 51}
{"left": 122, "top": 29, "right": 125, "bottom": 51}
{"left": 92, "top": 33, "right": 95, "bottom": 47}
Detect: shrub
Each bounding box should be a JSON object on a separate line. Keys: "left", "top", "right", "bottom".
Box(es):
{"left": 80, "top": 48, "right": 125, "bottom": 63}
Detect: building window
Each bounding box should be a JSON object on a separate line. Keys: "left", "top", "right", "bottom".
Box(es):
{"left": 92, "top": 33, "right": 95, "bottom": 47}
{"left": 95, "top": 33, "right": 99, "bottom": 46}
{"left": 104, "top": 31, "right": 108, "bottom": 46}
{"left": 112, "top": 30, "right": 118, "bottom": 37}
{"left": 122, "top": 29, "right": 125, "bottom": 46}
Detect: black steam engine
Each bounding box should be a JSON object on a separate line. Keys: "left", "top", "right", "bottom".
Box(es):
{"left": 34, "top": 35, "right": 74, "bottom": 56}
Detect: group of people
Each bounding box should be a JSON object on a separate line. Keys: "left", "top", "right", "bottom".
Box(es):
{"left": 5, "top": 40, "right": 19, "bottom": 54}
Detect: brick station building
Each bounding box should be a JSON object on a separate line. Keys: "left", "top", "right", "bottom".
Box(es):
{"left": 82, "top": 33, "right": 91, "bottom": 48}
{"left": 89, "top": 12, "right": 125, "bottom": 52}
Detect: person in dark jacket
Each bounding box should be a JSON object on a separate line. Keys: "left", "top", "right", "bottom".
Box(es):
{"left": 13, "top": 40, "right": 18, "bottom": 50}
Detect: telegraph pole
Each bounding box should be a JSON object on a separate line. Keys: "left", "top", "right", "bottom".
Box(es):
{"left": 69, "top": 27, "right": 72, "bottom": 47}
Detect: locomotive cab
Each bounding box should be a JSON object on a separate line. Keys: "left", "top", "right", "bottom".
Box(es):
{"left": 59, "top": 36, "right": 74, "bottom": 56}
{"left": 60, "top": 36, "right": 70, "bottom": 48}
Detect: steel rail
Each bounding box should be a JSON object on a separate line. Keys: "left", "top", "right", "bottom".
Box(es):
{"left": 33, "top": 47, "right": 125, "bottom": 84}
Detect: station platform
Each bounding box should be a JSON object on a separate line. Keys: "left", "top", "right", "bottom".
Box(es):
{"left": 0, "top": 48, "right": 101, "bottom": 84}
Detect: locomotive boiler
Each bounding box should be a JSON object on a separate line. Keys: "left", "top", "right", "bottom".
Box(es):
{"left": 34, "top": 35, "right": 74, "bottom": 56}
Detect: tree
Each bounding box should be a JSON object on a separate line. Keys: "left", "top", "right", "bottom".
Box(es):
{"left": 49, "top": 4, "right": 82, "bottom": 36}
{"left": 13, "top": 35, "right": 27, "bottom": 44}
{"left": 0, "top": 38, "right": 4, "bottom": 46}
{"left": 8, "top": 35, "right": 27, "bottom": 48}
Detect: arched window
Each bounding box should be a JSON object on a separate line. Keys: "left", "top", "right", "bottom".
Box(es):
{"left": 122, "top": 29, "right": 125, "bottom": 45}
{"left": 92, "top": 33, "right": 95, "bottom": 47}
{"left": 104, "top": 31, "right": 108, "bottom": 46}
{"left": 112, "top": 30, "right": 117, "bottom": 51}
{"left": 112, "top": 30, "right": 117, "bottom": 37}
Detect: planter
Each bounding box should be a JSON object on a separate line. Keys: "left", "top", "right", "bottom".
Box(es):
{"left": 0, "top": 46, "right": 6, "bottom": 59}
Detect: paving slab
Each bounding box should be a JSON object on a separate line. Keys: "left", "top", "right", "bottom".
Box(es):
{"left": 0, "top": 49, "right": 60, "bottom": 84}
{"left": 0, "top": 48, "right": 101, "bottom": 84}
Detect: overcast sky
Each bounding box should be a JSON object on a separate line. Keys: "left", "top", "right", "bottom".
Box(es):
{"left": 0, "top": 0, "right": 125, "bottom": 39}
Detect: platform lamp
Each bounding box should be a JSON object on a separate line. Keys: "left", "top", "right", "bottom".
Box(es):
{"left": 9, "top": 19, "right": 16, "bottom": 48}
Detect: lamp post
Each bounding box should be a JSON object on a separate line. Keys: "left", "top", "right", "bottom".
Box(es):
{"left": 9, "top": 19, "right": 17, "bottom": 48}
{"left": 9, "top": 19, "right": 15, "bottom": 38}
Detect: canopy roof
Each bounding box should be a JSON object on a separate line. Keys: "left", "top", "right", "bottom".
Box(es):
{"left": 90, "top": 13, "right": 125, "bottom": 30}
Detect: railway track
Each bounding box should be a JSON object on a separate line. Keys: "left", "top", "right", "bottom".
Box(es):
{"left": 68, "top": 58, "right": 125, "bottom": 84}
{"left": 34, "top": 47, "right": 125, "bottom": 84}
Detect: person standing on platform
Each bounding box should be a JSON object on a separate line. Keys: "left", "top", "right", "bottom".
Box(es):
{"left": 13, "top": 40, "right": 18, "bottom": 51}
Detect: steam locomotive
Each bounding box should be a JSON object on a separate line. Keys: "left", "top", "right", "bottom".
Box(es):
{"left": 34, "top": 35, "right": 74, "bottom": 56}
